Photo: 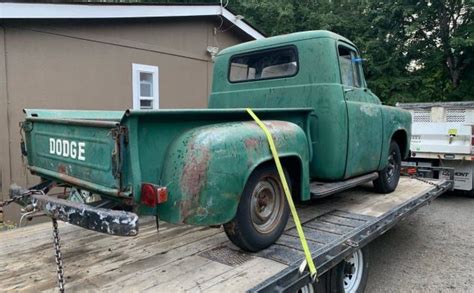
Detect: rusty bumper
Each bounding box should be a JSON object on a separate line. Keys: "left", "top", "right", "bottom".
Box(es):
{"left": 9, "top": 184, "right": 138, "bottom": 236}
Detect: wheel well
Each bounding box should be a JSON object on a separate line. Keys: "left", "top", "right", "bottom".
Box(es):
{"left": 255, "top": 156, "right": 302, "bottom": 201}
{"left": 281, "top": 156, "right": 302, "bottom": 201}
{"left": 392, "top": 130, "right": 408, "bottom": 158}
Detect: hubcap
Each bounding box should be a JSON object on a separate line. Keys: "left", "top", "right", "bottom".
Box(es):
{"left": 250, "top": 176, "right": 284, "bottom": 234}
{"left": 343, "top": 249, "right": 364, "bottom": 293}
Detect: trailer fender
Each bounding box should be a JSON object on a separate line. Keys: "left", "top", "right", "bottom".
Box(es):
{"left": 158, "top": 120, "right": 310, "bottom": 225}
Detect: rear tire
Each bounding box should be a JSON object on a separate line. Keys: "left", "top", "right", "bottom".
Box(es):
{"left": 224, "top": 164, "right": 290, "bottom": 252}
{"left": 373, "top": 141, "right": 401, "bottom": 193}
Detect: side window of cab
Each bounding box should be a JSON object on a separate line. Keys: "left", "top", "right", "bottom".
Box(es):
{"left": 338, "top": 45, "right": 364, "bottom": 88}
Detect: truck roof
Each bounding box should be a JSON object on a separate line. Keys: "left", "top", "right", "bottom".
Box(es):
{"left": 218, "top": 30, "right": 355, "bottom": 56}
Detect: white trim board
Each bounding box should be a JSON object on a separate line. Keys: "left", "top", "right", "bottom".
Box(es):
{"left": 0, "top": 3, "right": 265, "bottom": 40}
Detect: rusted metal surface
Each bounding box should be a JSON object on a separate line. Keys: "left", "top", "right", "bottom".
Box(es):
{"left": 28, "top": 166, "right": 131, "bottom": 198}
{"left": 9, "top": 184, "right": 138, "bottom": 236}
{"left": 180, "top": 146, "right": 210, "bottom": 198}
{"left": 157, "top": 120, "right": 310, "bottom": 226}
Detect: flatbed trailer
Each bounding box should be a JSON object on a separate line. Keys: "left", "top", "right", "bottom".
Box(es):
{"left": 0, "top": 177, "right": 452, "bottom": 292}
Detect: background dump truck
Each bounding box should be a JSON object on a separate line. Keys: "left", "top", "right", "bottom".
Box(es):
{"left": 4, "top": 31, "right": 447, "bottom": 292}
{"left": 398, "top": 102, "right": 474, "bottom": 195}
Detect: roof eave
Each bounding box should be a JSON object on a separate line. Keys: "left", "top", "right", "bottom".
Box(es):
{"left": 0, "top": 3, "right": 265, "bottom": 40}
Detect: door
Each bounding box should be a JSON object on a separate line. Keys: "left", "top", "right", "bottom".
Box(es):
{"left": 338, "top": 44, "right": 383, "bottom": 178}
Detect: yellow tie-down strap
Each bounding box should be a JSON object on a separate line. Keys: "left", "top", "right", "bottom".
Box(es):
{"left": 246, "top": 108, "right": 317, "bottom": 280}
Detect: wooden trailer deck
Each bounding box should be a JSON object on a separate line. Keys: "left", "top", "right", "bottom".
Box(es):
{"left": 0, "top": 177, "right": 450, "bottom": 292}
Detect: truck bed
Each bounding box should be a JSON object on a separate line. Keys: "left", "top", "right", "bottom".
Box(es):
{"left": 0, "top": 177, "right": 451, "bottom": 292}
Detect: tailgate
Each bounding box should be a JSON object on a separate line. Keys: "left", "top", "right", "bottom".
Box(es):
{"left": 22, "top": 109, "right": 128, "bottom": 197}
{"left": 411, "top": 122, "right": 472, "bottom": 154}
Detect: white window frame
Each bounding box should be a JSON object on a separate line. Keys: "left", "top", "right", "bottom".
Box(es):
{"left": 132, "top": 63, "right": 159, "bottom": 110}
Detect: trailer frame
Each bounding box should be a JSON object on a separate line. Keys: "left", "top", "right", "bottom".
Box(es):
{"left": 251, "top": 176, "right": 453, "bottom": 292}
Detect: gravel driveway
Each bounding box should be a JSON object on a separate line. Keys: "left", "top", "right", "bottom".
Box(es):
{"left": 366, "top": 192, "right": 474, "bottom": 292}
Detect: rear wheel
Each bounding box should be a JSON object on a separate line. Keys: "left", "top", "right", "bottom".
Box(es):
{"left": 373, "top": 141, "right": 401, "bottom": 193}
{"left": 224, "top": 164, "right": 290, "bottom": 252}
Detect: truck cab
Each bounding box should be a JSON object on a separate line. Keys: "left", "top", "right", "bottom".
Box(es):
{"left": 210, "top": 31, "right": 411, "bottom": 182}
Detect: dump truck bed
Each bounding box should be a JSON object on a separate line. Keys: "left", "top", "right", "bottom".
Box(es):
{"left": 0, "top": 177, "right": 451, "bottom": 292}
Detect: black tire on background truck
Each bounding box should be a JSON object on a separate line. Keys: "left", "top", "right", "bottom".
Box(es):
{"left": 373, "top": 140, "right": 402, "bottom": 193}
{"left": 300, "top": 247, "right": 370, "bottom": 293}
{"left": 224, "top": 164, "right": 290, "bottom": 252}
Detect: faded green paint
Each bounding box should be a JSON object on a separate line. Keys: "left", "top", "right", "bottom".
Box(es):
{"left": 120, "top": 109, "right": 311, "bottom": 224}
{"left": 157, "top": 120, "right": 309, "bottom": 224}
{"left": 378, "top": 106, "right": 412, "bottom": 167}
{"left": 23, "top": 108, "right": 311, "bottom": 225}
{"left": 210, "top": 30, "right": 411, "bottom": 181}
{"left": 20, "top": 30, "right": 411, "bottom": 227}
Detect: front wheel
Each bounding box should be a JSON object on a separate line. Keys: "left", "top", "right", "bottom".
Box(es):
{"left": 224, "top": 164, "right": 290, "bottom": 252}
{"left": 373, "top": 141, "right": 401, "bottom": 193}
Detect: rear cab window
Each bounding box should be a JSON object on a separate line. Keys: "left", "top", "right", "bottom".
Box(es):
{"left": 229, "top": 46, "right": 298, "bottom": 82}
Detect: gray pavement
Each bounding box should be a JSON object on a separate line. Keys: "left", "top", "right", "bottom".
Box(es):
{"left": 366, "top": 192, "right": 474, "bottom": 292}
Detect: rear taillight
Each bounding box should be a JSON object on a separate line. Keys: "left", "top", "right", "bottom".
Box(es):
{"left": 141, "top": 183, "right": 168, "bottom": 207}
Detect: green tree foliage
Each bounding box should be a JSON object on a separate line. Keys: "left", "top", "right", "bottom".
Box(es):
{"left": 227, "top": 0, "right": 473, "bottom": 104}
{"left": 80, "top": 0, "right": 473, "bottom": 103}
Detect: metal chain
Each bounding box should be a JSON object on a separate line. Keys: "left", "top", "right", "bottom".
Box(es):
{"left": 52, "top": 218, "right": 65, "bottom": 293}
{"left": 0, "top": 188, "right": 36, "bottom": 208}
{"left": 409, "top": 174, "right": 445, "bottom": 190}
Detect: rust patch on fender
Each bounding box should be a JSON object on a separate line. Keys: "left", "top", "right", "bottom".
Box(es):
{"left": 180, "top": 145, "right": 210, "bottom": 199}
{"left": 245, "top": 137, "right": 259, "bottom": 149}
{"left": 179, "top": 200, "right": 192, "bottom": 223}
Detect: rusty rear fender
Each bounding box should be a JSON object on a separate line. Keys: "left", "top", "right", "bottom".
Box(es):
{"left": 158, "top": 120, "right": 310, "bottom": 225}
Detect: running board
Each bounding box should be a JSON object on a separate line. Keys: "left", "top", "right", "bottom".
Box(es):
{"left": 310, "top": 172, "right": 379, "bottom": 198}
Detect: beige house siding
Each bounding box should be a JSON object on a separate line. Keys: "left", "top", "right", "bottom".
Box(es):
{"left": 0, "top": 26, "right": 10, "bottom": 221}
{"left": 0, "top": 17, "right": 251, "bottom": 222}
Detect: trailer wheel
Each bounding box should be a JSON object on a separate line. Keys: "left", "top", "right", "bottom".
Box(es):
{"left": 373, "top": 140, "right": 401, "bottom": 193}
{"left": 300, "top": 247, "right": 369, "bottom": 293}
{"left": 339, "top": 247, "right": 369, "bottom": 293}
{"left": 224, "top": 164, "right": 290, "bottom": 252}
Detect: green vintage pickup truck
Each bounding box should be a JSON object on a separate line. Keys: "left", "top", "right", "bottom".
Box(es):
{"left": 11, "top": 31, "right": 411, "bottom": 252}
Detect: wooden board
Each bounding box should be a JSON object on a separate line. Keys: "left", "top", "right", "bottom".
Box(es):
{"left": 0, "top": 177, "right": 436, "bottom": 292}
